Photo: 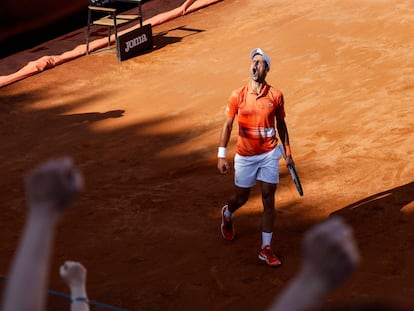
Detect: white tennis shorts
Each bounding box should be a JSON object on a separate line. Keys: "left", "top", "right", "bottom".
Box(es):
{"left": 234, "top": 147, "right": 282, "bottom": 188}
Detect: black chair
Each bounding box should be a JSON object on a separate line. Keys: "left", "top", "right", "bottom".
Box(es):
{"left": 86, "top": 0, "right": 143, "bottom": 58}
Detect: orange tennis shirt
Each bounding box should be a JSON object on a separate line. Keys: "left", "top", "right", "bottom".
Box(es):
{"left": 226, "top": 82, "right": 285, "bottom": 156}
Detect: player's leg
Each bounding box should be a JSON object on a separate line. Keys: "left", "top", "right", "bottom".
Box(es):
{"left": 258, "top": 181, "right": 281, "bottom": 266}
{"left": 261, "top": 181, "right": 277, "bottom": 234}
{"left": 257, "top": 147, "right": 281, "bottom": 233}
{"left": 228, "top": 186, "right": 250, "bottom": 213}
{"left": 221, "top": 186, "right": 250, "bottom": 241}
{"left": 257, "top": 148, "right": 282, "bottom": 266}
{"left": 221, "top": 153, "right": 256, "bottom": 241}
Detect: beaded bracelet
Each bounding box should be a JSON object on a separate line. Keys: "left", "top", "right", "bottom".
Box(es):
{"left": 71, "top": 297, "right": 89, "bottom": 304}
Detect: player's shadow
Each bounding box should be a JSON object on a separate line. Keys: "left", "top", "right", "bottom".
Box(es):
{"left": 331, "top": 181, "right": 414, "bottom": 220}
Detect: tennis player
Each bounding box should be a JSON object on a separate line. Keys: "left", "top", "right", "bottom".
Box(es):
{"left": 217, "top": 48, "right": 294, "bottom": 267}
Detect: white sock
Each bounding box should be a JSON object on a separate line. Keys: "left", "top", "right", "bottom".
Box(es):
{"left": 262, "top": 232, "right": 273, "bottom": 249}
{"left": 224, "top": 206, "right": 232, "bottom": 221}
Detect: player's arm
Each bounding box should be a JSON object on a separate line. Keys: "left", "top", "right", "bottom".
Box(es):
{"left": 1, "top": 158, "right": 83, "bottom": 311}
{"left": 276, "top": 116, "right": 293, "bottom": 165}
{"left": 267, "top": 217, "right": 360, "bottom": 311}
{"left": 217, "top": 116, "right": 234, "bottom": 174}
{"left": 60, "top": 261, "right": 90, "bottom": 311}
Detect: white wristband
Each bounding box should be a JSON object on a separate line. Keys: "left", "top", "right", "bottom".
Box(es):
{"left": 217, "top": 147, "right": 227, "bottom": 158}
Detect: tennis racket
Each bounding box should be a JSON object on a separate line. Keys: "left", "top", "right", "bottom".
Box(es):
{"left": 278, "top": 145, "right": 304, "bottom": 196}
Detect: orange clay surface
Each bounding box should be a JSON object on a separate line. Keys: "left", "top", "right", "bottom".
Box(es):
{"left": 1, "top": 1, "right": 414, "bottom": 310}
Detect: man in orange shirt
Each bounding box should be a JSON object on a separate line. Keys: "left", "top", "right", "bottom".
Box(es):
{"left": 217, "top": 48, "right": 294, "bottom": 267}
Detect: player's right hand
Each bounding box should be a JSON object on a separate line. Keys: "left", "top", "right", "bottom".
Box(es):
{"left": 217, "top": 158, "right": 231, "bottom": 174}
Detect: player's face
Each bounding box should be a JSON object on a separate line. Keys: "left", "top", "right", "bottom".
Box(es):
{"left": 250, "top": 55, "right": 268, "bottom": 83}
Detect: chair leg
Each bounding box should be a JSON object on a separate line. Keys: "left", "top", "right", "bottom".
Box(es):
{"left": 138, "top": 1, "right": 143, "bottom": 27}
{"left": 114, "top": 17, "right": 121, "bottom": 60}
{"left": 107, "top": 27, "right": 111, "bottom": 46}
{"left": 86, "top": 10, "right": 92, "bottom": 55}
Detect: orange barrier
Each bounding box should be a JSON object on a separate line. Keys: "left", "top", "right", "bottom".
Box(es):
{"left": 0, "top": 0, "right": 221, "bottom": 88}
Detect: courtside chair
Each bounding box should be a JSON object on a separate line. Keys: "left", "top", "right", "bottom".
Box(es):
{"left": 86, "top": 0, "right": 143, "bottom": 59}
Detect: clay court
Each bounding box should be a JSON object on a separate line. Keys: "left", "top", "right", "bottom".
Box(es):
{"left": 1, "top": 0, "right": 414, "bottom": 310}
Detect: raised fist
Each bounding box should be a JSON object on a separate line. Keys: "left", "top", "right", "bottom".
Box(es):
{"left": 25, "top": 157, "right": 83, "bottom": 212}
{"left": 301, "top": 216, "right": 360, "bottom": 289}
{"left": 60, "top": 261, "right": 87, "bottom": 288}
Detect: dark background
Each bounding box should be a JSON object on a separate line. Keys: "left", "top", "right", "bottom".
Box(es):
{"left": 0, "top": 0, "right": 148, "bottom": 59}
